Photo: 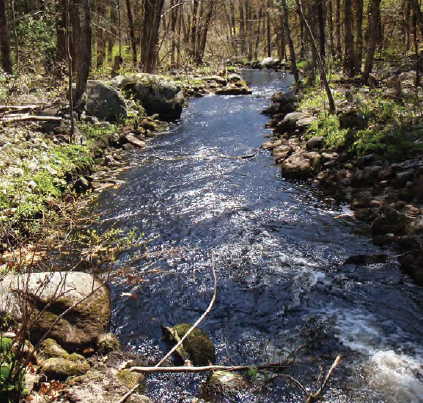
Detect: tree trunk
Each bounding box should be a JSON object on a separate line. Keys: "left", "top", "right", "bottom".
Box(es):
{"left": 335, "top": 0, "right": 341, "bottom": 60}
{"left": 191, "top": 0, "right": 199, "bottom": 56}
{"left": 363, "top": 0, "right": 381, "bottom": 83}
{"left": 197, "top": 0, "right": 216, "bottom": 63}
{"left": 281, "top": 0, "right": 299, "bottom": 84}
{"left": 141, "top": 0, "right": 164, "bottom": 73}
{"left": 405, "top": 1, "right": 411, "bottom": 54}
{"left": 70, "top": 0, "right": 81, "bottom": 72}
{"left": 55, "top": 0, "right": 67, "bottom": 75}
{"left": 354, "top": 0, "right": 363, "bottom": 73}
{"left": 254, "top": 6, "right": 263, "bottom": 60}
{"left": 10, "top": 0, "right": 18, "bottom": 69}
{"left": 239, "top": 0, "right": 246, "bottom": 55}
{"left": 266, "top": 0, "right": 271, "bottom": 57}
{"left": 295, "top": 0, "right": 335, "bottom": 113}
{"left": 317, "top": 0, "right": 325, "bottom": 58}
{"left": 125, "top": 0, "right": 137, "bottom": 66}
{"left": 408, "top": 0, "right": 423, "bottom": 40}
{"left": 344, "top": 0, "right": 355, "bottom": 77}
{"left": 0, "top": 0, "right": 13, "bottom": 74}
{"left": 108, "top": 2, "right": 117, "bottom": 61}
{"left": 74, "top": 0, "right": 91, "bottom": 107}
{"left": 96, "top": 0, "right": 105, "bottom": 68}
{"left": 327, "top": 0, "right": 334, "bottom": 56}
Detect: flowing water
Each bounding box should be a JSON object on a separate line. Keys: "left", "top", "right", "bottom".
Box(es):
{"left": 90, "top": 70, "right": 423, "bottom": 402}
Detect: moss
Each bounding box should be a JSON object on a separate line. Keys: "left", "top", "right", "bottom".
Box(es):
{"left": 116, "top": 369, "right": 145, "bottom": 393}
{"left": 200, "top": 371, "right": 248, "bottom": 401}
{"left": 41, "top": 357, "right": 90, "bottom": 381}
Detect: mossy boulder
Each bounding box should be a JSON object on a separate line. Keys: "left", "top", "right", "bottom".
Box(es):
{"left": 0, "top": 272, "right": 111, "bottom": 351}
{"left": 116, "top": 369, "right": 145, "bottom": 393}
{"left": 200, "top": 370, "right": 248, "bottom": 402}
{"left": 97, "top": 333, "right": 120, "bottom": 354}
{"left": 40, "top": 356, "right": 90, "bottom": 381}
{"left": 161, "top": 323, "right": 216, "bottom": 366}
{"left": 117, "top": 74, "right": 185, "bottom": 121}
{"left": 37, "top": 338, "right": 69, "bottom": 364}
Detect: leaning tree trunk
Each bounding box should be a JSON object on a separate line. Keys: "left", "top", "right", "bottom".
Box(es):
{"left": 363, "top": 0, "right": 381, "bottom": 83}
{"left": 0, "top": 0, "right": 13, "bottom": 74}
{"left": 281, "top": 0, "right": 299, "bottom": 84}
{"left": 74, "top": 0, "right": 91, "bottom": 107}
{"left": 295, "top": 0, "right": 335, "bottom": 113}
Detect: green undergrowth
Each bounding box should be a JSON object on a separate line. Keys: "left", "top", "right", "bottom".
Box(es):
{"left": 303, "top": 85, "right": 422, "bottom": 159}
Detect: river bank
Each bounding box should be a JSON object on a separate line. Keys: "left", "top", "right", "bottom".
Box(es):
{"left": 262, "top": 58, "right": 423, "bottom": 286}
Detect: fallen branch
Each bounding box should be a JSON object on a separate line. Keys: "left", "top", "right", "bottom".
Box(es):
{"left": 305, "top": 355, "right": 342, "bottom": 403}
{"left": 129, "top": 363, "right": 290, "bottom": 374}
{"left": 1, "top": 115, "right": 62, "bottom": 123}
{"left": 0, "top": 105, "right": 40, "bottom": 113}
{"left": 116, "top": 253, "right": 218, "bottom": 403}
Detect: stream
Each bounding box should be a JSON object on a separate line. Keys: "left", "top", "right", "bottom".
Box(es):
{"left": 90, "top": 70, "right": 423, "bottom": 402}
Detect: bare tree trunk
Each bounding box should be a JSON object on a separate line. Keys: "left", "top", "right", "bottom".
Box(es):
{"left": 281, "top": 0, "right": 299, "bottom": 84}
{"left": 141, "top": 0, "right": 164, "bottom": 72}
{"left": 295, "top": 0, "right": 335, "bottom": 113}
{"left": 197, "top": 0, "right": 216, "bottom": 63}
{"left": 408, "top": 0, "right": 423, "bottom": 40}
{"left": 317, "top": 0, "right": 325, "bottom": 58}
{"left": 10, "top": 0, "right": 18, "bottom": 69}
{"left": 246, "top": 0, "right": 253, "bottom": 60}
{"left": 327, "top": 0, "right": 334, "bottom": 56}
{"left": 0, "top": 0, "right": 13, "bottom": 74}
{"left": 354, "top": 0, "right": 363, "bottom": 73}
{"left": 405, "top": 1, "right": 411, "bottom": 54}
{"left": 74, "top": 0, "right": 91, "bottom": 107}
{"left": 254, "top": 5, "right": 263, "bottom": 60}
{"left": 413, "top": 11, "right": 420, "bottom": 89}
{"left": 344, "top": 0, "right": 355, "bottom": 77}
{"left": 363, "top": 0, "right": 381, "bottom": 83}
{"left": 239, "top": 0, "right": 246, "bottom": 56}
{"left": 55, "top": 0, "right": 67, "bottom": 76}
{"left": 65, "top": 0, "right": 74, "bottom": 136}
{"left": 191, "top": 0, "right": 199, "bottom": 56}
{"left": 70, "top": 0, "right": 81, "bottom": 72}
{"left": 266, "top": 0, "right": 271, "bottom": 57}
{"left": 96, "top": 0, "right": 105, "bottom": 68}
{"left": 125, "top": 0, "right": 137, "bottom": 66}
{"left": 108, "top": 2, "right": 117, "bottom": 62}
{"left": 335, "top": 0, "right": 341, "bottom": 60}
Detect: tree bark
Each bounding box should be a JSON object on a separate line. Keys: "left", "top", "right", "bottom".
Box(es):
{"left": 317, "top": 0, "right": 325, "bottom": 58}
{"left": 363, "top": 0, "right": 381, "bottom": 83}
{"left": 74, "top": 0, "right": 91, "bottom": 107}
{"left": 0, "top": 0, "right": 13, "bottom": 74}
{"left": 96, "top": 0, "right": 106, "bottom": 68}
{"left": 295, "top": 0, "right": 335, "bottom": 113}
{"left": 141, "top": 0, "right": 164, "bottom": 73}
{"left": 191, "top": 0, "right": 199, "bottom": 56}
{"left": 327, "top": 0, "right": 334, "bottom": 56}
{"left": 335, "top": 0, "right": 341, "bottom": 60}
{"left": 266, "top": 0, "right": 271, "bottom": 57}
{"left": 344, "top": 0, "right": 355, "bottom": 77}
{"left": 125, "top": 0, "right": 137, "bottom": 66}
{"left": 197, "top": 0, "right": 216, "bottom": 63}
{"left": 354, "top": 0, "right": 363, "bottom": 73}
{"left": 281, "top": 0, "right": 299, "bottom": 84}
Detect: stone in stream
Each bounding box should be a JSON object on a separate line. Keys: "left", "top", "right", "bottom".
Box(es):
{"left": 281, "top": 151, "right": 321, "bottom": 179}
{"left": 161, "top": 323, "right": 216, "bottom": 366}
{"left": 200, "top": 370, "right": 248, "bottom": 402}
{"left": 306, "top": 136, "right": 325, "bottom": 151}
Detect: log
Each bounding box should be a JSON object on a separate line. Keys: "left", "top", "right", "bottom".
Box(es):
{"left": 129, "top": 363, "right": 290, "bottom": 374}
{"left": 1, "top": 115, "right": 62, "bottom": 124}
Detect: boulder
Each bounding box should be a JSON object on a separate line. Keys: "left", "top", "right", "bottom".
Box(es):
{"left": 276, "top": 112, "right": 311, "bottom": 134}
{"left": 371, "top": 209, "right": 408, "bottom": 236}
{"left": 399, "top": 251, "right": 423, "bottom": 286}
{"left": 296, "top": 116, "right": 317, "bottom": 130}
{"left": 119, "top": 74, "right": 185, "bottom": 121}
{"left": 338, "top": 108, "right": 367, "bottom": 129}
{"left": 282, "top": 151, "right": 320, "bottom": 179}
{"left": 260, "top": 57, "right": 279, "bottom": 68}
{"left": 200, "top": 371, "right": 248, "bottom": 402}
{"left": 215, "top": 86, "right": 252, "bottom": 95}
{"left": 227, "top": 73, "right": 242, "bottom": 82}
{"left": 261, "top": 139, "right": 283, "bottom": 150}
{"left": 86, "top": 81, "right": 128, "bottom": 123}
{"left": 161, "top": 323, "right": 216, "bottom": 366}
{"left": 40, "top": 355, "right": 90, "bottom": 381}
{"left": 306, "top": 136, "right": 325, "bottom": 150}
{"left": 203, "top": 76, "right": 227, "bottom": 86}
{"left": 273, "top": 144, "right": 293, "bottom": 162}
{"left": 0, "top": 272, "right": 111, "bottom": 351}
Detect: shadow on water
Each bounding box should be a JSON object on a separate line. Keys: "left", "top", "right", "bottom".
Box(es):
{"left": 90, "top": 70, "right": 423, "bottom": 402}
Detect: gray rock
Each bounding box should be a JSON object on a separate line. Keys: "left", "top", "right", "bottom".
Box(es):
{"left": 260, "top": 57, "right": 279, "bottom": 68}
{"left": 273, "top": 144, "right": 293, "bottom": 162}
{"left": 261, "top": 139, "right": 283, "bottom": 150}
{"left": 201, "top": 370, "right": 248, "bottom": 402}
{"left": 215, "top": 86, "right": 252, "bottom": 95}
{"left": 276, "top": 112, "right": 310, "bottom": 134}
{"left": 296, "top": 116, "right": 317, "bottom": 130}
{"left": 0, "top": 272, "right": 111, "bottom": 350}
{"left": 119, "top": 74, "right": 185, "bottom": 121}
{"left": 124, "top": 133, "right": 147, "bottom": 149}
{"left": 408, "top": 215, "right": 423, "bottom": 234}
{"left": 282, "top": 151, "right": 315, "bottom": 179}
{"left": 306, "top": 136, "right": 325, "bottom": 150}
{"left": 204, "top": 76, "right": 227, "bottom": 85}
{"left": 227, "top": 73, "right": 242, "bottom": 82}
{"left": 86, "top": 80, "right": 128, "bottom": 123}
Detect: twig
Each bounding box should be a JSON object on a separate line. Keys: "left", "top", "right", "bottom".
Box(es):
{"left": 116, "top": 253, "right": 218, "bottom": 403}
{"left": 129, "top": 363, "right": 290, "bottom": 374}
{"left": 305, "top": 355, "right": 342, "bottom": 403}
{"left": 1, "top": 115, "right": 62, "bottom": 123}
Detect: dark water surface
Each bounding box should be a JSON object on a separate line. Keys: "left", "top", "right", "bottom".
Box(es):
{"left": 91, "top": 70, "right": 423, "bottom": 402}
